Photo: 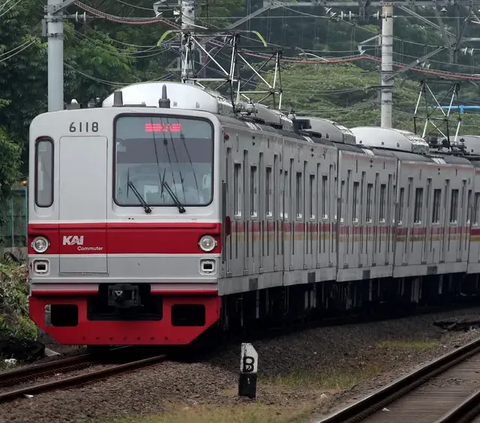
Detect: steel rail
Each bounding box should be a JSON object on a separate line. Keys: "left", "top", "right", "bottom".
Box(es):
{"left": 0, "top": 353, "right": 167, "bottom": 403}
{"left": 0, "top": 353, "right": 92, "bottom": 386}
{"left": 0, "top": 346, "right": 130, "bottom": 387}
{"left": 434, "top": 387, "right": 480, "bottom": 423}
{"left": 316, "top": 337, "right": 480, "bottom": 423}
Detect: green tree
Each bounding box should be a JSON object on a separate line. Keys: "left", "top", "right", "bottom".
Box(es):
{"left": 0, "top": 128, "right": 21, "bottom": 224}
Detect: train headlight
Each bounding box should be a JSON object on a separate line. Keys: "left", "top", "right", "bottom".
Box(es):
{"left": 199, "top": 235, "right": 217, "bottom": 252}
{"left": 32, "top": 236, "right": 49, "bottom": 254}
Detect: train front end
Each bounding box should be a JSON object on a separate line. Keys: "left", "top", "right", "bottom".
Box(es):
{"left": 28, "top": 93, "right": 222, "bottom": 346}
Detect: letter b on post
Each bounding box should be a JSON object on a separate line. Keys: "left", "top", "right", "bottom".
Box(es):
{"left": 238, "top": 343, "right": 258, "bottom": 399}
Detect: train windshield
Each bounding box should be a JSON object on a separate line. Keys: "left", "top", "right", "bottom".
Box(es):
{"left": 114, "top": 115, "right": 214, "bottom": 208}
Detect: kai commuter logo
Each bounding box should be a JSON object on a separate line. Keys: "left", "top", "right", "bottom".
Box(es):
{"left": 62, "top": 235, "right": 103, "bottom": 252}
{"left": 63, "top": 235, "right": 84, "bottom": 246}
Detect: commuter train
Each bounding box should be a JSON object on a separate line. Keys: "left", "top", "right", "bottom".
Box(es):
{"left": 27, "top": 81, "right": 480, "bottom": 346}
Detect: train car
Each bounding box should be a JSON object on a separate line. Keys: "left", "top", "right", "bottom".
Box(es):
{"left": 456, "top": 136, "right": 480, "bottom": 278}
{"left": 353, "top": 127, "right": 475, "bottom": 300}
{"left": 27, "top": 81, "right": 480, "bottom": 347}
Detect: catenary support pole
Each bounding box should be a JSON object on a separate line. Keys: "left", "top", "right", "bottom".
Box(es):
{"left": 181, "top": 0, "right": 196, "bottom": 84}
{"left": 381, "top": 4, "right": 393, "bottom": 128}
{"left": 47, "top": 0, "right": 64, "bottom": 111}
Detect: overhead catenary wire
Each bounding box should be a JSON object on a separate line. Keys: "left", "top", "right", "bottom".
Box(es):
{"left": 0, "top": 0, "right": 21, "bottom": 18}
{"left": 0, "top": 40, "right": 36, "bottom": 64}
{"left": 72, "top": 2, "right": 480, "bottom": 82}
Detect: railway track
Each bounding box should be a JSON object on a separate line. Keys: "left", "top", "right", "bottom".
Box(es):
{"left": 318, "top": 337, "right": 480, "bottom": 423}
{"left": 0, "top": 348, "right": 166, "bottom": 403}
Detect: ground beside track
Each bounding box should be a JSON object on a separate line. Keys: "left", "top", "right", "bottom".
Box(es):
{"left": 2, "top": 307, "right": 480, "bottom": 423}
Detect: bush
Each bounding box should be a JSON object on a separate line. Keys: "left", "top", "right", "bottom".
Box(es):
{"left": 0, "top": 262, "right": 36, "bottom": 339}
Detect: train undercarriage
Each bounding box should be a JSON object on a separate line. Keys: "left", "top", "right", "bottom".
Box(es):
{"left": 29, "top": 273, "right": 480, "bottom": 347}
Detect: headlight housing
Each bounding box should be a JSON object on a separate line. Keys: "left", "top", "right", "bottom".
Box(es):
{"left": 199, "top": 235, "right": 217, "bottom": 252}
{"left": 32, "top": 236, "right": 49, "bottom": 254}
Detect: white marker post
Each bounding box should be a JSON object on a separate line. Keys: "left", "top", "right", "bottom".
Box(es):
{"left": 239, "top": 343, "right": 258, "bottom": 399}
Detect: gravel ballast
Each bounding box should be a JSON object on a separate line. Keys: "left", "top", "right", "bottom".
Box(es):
{"left": 2, "top": 307, "right": 480, "bottom": 423}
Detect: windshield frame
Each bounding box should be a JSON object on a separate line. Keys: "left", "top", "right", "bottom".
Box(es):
{"left": 112, "top": 113, "right": 215, "bottom": 208}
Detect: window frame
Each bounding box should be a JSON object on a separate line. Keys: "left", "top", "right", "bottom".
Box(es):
{"left": 112, "top": 113, "right": 215, "bottom": 208}
{"left": 34, "top": 137, "right": 55, "bottom": 208}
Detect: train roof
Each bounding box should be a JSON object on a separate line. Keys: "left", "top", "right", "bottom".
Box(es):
{"left": 216, "top": 113, "right": 337, "bottom": 147}
{"left": 294, "top": 116, "right": 356, "bottom": 145}
{"left": 457, "top": 135, "right": 480, "bottom": 156}
{"left": 102, "top": 81, "right": 294, "bottom": 131}
{"left": 351, "top": 126, "right": 430, "bottom": 155}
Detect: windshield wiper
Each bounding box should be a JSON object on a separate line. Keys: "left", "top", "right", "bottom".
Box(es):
{"left": 161, "top": 180, "right": 186, "bottom": 214}
{"left": 127, "top": 181, "right": 152, "bottom": 214}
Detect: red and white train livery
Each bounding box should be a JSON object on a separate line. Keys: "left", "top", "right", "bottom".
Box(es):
{"left": 27, "top": 81, "right": 480, "bottom": 346}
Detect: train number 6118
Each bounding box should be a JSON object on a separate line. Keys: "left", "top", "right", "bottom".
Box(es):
{"left": 69, "top": 122, "right": 99, "bottom": 133}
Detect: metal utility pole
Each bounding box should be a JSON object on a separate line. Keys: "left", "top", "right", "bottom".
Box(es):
{"left": 180, "top": 0, "right": 196, "bottom": 84}
{"left": 381, "top": 4, "right": 393, "bottom": 128}
{"left": 46, "top": 0, "right": 65, "bottom": 111}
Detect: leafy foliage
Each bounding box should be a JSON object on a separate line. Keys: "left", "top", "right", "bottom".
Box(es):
{"left": 0, "top": 128, "right": 22, "bottom": 225}
{"left": 0, "top": 263, "right": 35, "bottom": 339}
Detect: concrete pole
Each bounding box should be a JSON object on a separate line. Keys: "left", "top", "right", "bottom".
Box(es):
{"left": 47, "top": 0, "right": 64, "bottom": 111}
{"left": 181, "top": 0, "right": 195, "bottom": 84}
{"left": 381, "top": 4, "right": 393, "bottom": 128}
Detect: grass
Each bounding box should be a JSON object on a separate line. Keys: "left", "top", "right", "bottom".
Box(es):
{"left": 113, "top": 403, "right": 311, "bottom": 423}
{"left": 266, "top": 365, "right": 382, "bottom": 391}
{"left": 377, "top": 340, "right": 439, "bottom": 351}
{"left": 110, "top": 365, "right": 383, "bottom": 423}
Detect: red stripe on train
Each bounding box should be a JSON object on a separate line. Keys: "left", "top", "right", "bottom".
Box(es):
{"left": 28, "top": 222, "right": 222, "bottom": 255}
{"left": 28, "top": 221, "right": 475, "bottom": 255}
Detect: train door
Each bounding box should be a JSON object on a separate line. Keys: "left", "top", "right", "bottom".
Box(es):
{"left": 422, "top": 178, "right": 432, "bottom": 264}
{"left": 223, "top": 146, "right": 232, "bottom": 277}
{"left": 273, "top": 153, "right": 283, "bottom": 272}
{"left": 457, "top": 179, "right": 467, "bottom": 262}
{"left": 282, "top": 153, "right": 292, "bottom": 274}
{"left": 365, "top": 180, "right": 374, "bottom": 267}
{"left": 403, "top": 177, "right": 413, "bottom": 264}
{"left": 373, "top": 173, "right": 379, "bottom": 264}
{"left": 242, "top": 149, "right": 249, "bottom": 276}
{"left": 441, "top": 179, "right": 450, "bottom": 263}
{"left": 358, "top": 171, "right": 366, "bottom": 267}
{"left": 58, "top": 136, "right": 108, "bottom": 274}
{"left": 262, "top": 153, "right": 274, "bottom": 274}
{"left": 329, "top": 163, "right": 336, "bottom": 267}
{"left": 231, "top": 141, "right": 244, "bottom": 279}
{"left": 385, "top": 174, "right": 393, "bottom": 265}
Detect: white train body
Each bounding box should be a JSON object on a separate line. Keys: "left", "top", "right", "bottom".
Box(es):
{"left": 27, "top": 81, "right": 480, "bottom": 346}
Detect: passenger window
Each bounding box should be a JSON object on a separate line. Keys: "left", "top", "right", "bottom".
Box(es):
{"left": 322, "top": 175, "right": 328, "bottom": 219}
{"left": 284, "top": 170, "right": 289, "bottom": 220}
{"left": 250, "top": 165, "right": 258, "bottom": 217}
{"left": 309, "top": 174, "right": 315, "bottom": 219}
{"left": 265, "top": 166, "right": 273, "bottom": 217}
{"left": 379, "top": 184, "right": 386, "bottom": 222}
{"left": 366, "top": 184, "right": 373, "bottom": 222}
{"left": 296, "top": 172, "right": 303, "bottom": 219}
{"left": 467, "top": 190, "right": 472, "bottom": 223}
{"left": 450, "top": 189, "right": 459, "bottom": 223}
{"left": 35, "top": 138, "right": 54, "bottom": 207}
{"left": 279, "top": 169, "right": 284, "bottom": 218}
{"left": 432, "top": 189, "right": 441, "bottom": 223}
{"left": 234, "top": 163, "right": 241, "bottom": 217}
{"left": 353, "top": 182, "right": 359, "bottom": 222}
{"left": 474, "top": 193, "right": 480, "bottom": 225}
{"left": 414, "top": 188, "right": 423, "bottom": 223}
{"left": 398, "top": 187, "right": 404, "bottom": 225}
